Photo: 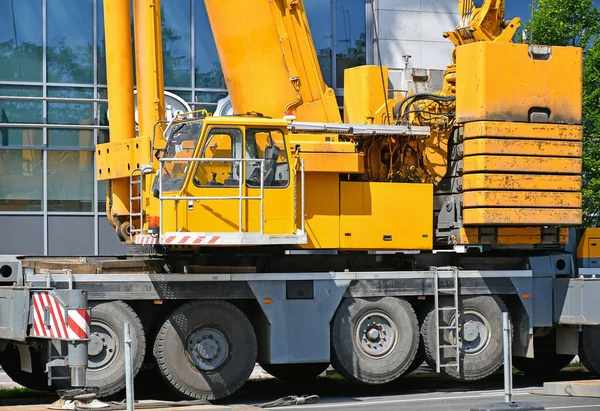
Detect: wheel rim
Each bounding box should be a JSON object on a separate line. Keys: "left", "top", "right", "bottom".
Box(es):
{"left": 355, "top": 310, "right": 398, "bottom": 358}
{"left": 186, "top": 327, "right": 230, "bottom": 371}
{"left": 88, "top": 320, "right": 119, "bottom": 371}
{"left": 448, "top": 309, "right": 492, "bottom": 355}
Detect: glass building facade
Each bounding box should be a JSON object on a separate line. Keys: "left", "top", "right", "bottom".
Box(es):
{"left": 0, "top": 0, "right": 366, "bottom": 255}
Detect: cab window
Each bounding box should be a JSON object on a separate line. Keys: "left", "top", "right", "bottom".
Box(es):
{"left": 245, "top": 129, "right": 289, "bottom": 188}
{"left": 193, "top": 128, "right": 242, "bottom": 187}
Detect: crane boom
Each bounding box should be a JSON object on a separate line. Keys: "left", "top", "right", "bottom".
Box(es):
{"left": 204, "top": 0, "right": 341, "bottom": 122}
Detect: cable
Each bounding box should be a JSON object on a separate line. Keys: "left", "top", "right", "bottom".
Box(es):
{"left": 72, "top": 399, "right": 211, "bottom": 411}
{"left": 257, "top": 394, "right": 320, "bottom": 408}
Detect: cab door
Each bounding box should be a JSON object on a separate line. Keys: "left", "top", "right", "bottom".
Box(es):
{"left": 244, "top": 128, "right": 296, "bottom": 235}
{"left": 183, "top": 126, "right": 244, "bottom": 233}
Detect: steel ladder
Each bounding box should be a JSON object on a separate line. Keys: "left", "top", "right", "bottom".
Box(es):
{"left": 433, "top": 266, "right": 461, "bottom": 374}
{"left": 129, "top": 167, "right": 150, "bottom": 241}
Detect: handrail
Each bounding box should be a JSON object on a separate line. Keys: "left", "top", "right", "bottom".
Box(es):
{"left": 158, "top": 157, "right": 265, "bottom": 238}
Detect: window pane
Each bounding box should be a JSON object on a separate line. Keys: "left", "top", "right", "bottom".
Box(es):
{"left": 163, "top": 0, "right": 191, "bottom": 88}
{"left": 194, "top": 128, "right": 242, "bottom": 187}
{"left": 246, "top": 129, "right": 289, "bottom": 188}
{"left": 98, "top": 88, "right": 109, "bottom": 144}
{"left": 0, "top": 86, "right": 43, "bottom": 124}
{"left": 47, "top": 87, "right": 94, "bottom": 125}
{"left": 0, "top": 149, "right": 43, "bottom": 211}
{"left": 47, "top": 0, "right": 93, "bottom": 84}
{"left": 48, "top": 150, "right": 94, "bottom": 211}
{"left": 305, "top": 1, "right": 332, "bottom": 86}
{"left": 97, "top": 179, "right": 107, "bottom": 212}
{"left": 194, "top": 2, "right": 225, "bottom": 89}
{"left": 193, "top": 90, "right": 229, "bottom": 114}
{"left": 335, "top": 0, "right": 366, "bottom": 88}
{"left": 48, "top": 129, "right": 94, "bottom": 148}
{"left": 0, "top": 0, "right": 42, "bottom": 82}
{"left": 0, "top": 86, "right": 43, "bottom": 147}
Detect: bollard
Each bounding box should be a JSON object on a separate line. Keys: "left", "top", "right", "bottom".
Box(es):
{"left": 503, "top": 312, "right": 512, "bottom": 403}
{"left": 470, "top": 312, "right": 544, "bottom": 411}
{"left": 125, "top": 322, "right": 134, "bottom": 411}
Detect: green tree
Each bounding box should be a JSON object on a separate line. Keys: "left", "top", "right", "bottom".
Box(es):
{"left": 525, "top": 0, "right": 600, "bottom": 226}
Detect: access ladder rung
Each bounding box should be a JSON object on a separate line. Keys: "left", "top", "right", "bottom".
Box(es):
{"left": 439, "top": 307, "right": 457, "bottom": 311}
{"left": 439, "top": 326, "right": 457, "bottom": 330}
{"left": 440, "top": 363, "right": 459, "bottom": 368}
{"left": 438, "top": 288, "right": 457, "bottom": 293}
{"left": 440, "top": 344, "right": 458, "bottom": 348}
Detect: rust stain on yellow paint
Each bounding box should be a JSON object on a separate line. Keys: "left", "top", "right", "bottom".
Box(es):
{"left": 463, "top": 121, "right": 583, "bottom": 141}
{"left": 463, "top": 174, "right": 581, "bottom": 191}
{"left": 464, "top": 139, "right": 582, "bottom": 157}
{"left": 463, "top": 191, "right": 582, "bottom": 208}
{"left": 463, "top": 208, "right": 582, "bottom": 226}
{"left": 463, "top": 156, "right": 582, "bottom": 174}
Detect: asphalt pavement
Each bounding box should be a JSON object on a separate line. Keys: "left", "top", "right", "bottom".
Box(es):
{"left": 3, "top": 365, "right": 600, "bottom": 410}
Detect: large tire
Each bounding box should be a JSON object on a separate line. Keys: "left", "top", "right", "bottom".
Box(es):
{"left": 403, "top": 338, "right": 426, "bottom": 376}
{"left": 0, "top": 344, "right": 51, "bottom": 391}
{"left": 422, "top": 295, "right": 508, "bottom": 381}
{"left": 260, "top": 363, "right": 329, "bottom": 382}
{"left": 153, "top": 300, "right": 257, "bottom": 400}
{"left": 84, "top": 301, "right": 146, "bottom": 397}
{"left": 331, "top": 297, "right": 419, "bottom": 384}
{"left": 580, "top": 325, "right": 600, "bottom": 375}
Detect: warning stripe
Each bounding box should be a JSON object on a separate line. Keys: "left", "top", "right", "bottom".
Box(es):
{"left": 43, "top": 293, "right": 63, "bottom": 339}
{"left": 31, "top": 292, "right": 88, "bottom": 340}
{"left": 49, "top": 294, "right": 68, "bottom": 338}
{"left": 32, "top": 294, "right": 45, "bottom": 337}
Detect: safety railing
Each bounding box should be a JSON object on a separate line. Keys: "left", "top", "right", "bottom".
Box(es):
{"left": 157, "top": 156, "right": 305, "bottom": 243}
{"left": 158, "top": 157, "right": 265, "bottom": 239}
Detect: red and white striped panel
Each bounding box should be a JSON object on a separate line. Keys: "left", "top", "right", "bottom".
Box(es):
{"left": 163, "top": 234, "right": 222, "bottom": 245}
{"left": 31, "top": 292, "right": 90, "bottom": 341}
{"left": 135, "top": 234, "right": 160, "bottom": 245}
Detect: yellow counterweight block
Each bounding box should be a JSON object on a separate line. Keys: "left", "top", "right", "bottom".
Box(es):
{"left": 460, "top": 121, "right": 582, "bottom": 226}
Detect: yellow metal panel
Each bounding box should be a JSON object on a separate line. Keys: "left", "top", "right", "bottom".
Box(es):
{"left": 463, "top": 122, "right": 583, "bottom": 141}
{"left": 463, "top": 208, "right": 582, "bottom": 226}
{"left": 300, "top": 173, "right": 340, "bottom": 249}
{"left": 463, "top": 155, "right": 581, "bottom": 174}
{"left": 463, "top": 191, "right": 582, "bottom": 208}
{"left": 577, "top": 229, "right": 600, "bottom": 259}
{"left": 464, "top": 139, "right": 582, "bottom": 157}
{"left": 456, "top": 42, "right": 582, "bottom": 124}
{"left": 300, "top": 153, "right": 365, "bottom": 173}
{"left": 96, "top": 137, "right": 151, "bottom": 180}
{"left": 343, "top": 65, "right": 389, "bottom": 124}
{"left": 340, "top": 182, "right": 432, "bottom": 250}
{"left": 247, "top": 184, "right": 295, "bottom": 235}
{"left": 463, "top": 174, "right": 582, "bottom": 191}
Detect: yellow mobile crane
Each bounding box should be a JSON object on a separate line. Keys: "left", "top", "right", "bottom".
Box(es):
{"left": 4, "top": 0, "right": 600, "bottom": 403}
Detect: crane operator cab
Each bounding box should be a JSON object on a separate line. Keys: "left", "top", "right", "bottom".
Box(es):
{"left": 151, "top": 115, "right": 306, "bottom": 246}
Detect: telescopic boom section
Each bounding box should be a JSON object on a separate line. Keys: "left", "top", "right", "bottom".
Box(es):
{"left": 96, "top": 0, "right": 167, "bottom": 235}
{"left": 100, "top": 0, "right": 136, "bottom": 222}
{"left": 204, "top": 0, "right": 341, "bottom": 122}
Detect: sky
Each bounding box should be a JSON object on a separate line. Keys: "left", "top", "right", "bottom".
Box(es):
{"left": 506, "top": 1, "right": 600, "bottom": 22}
